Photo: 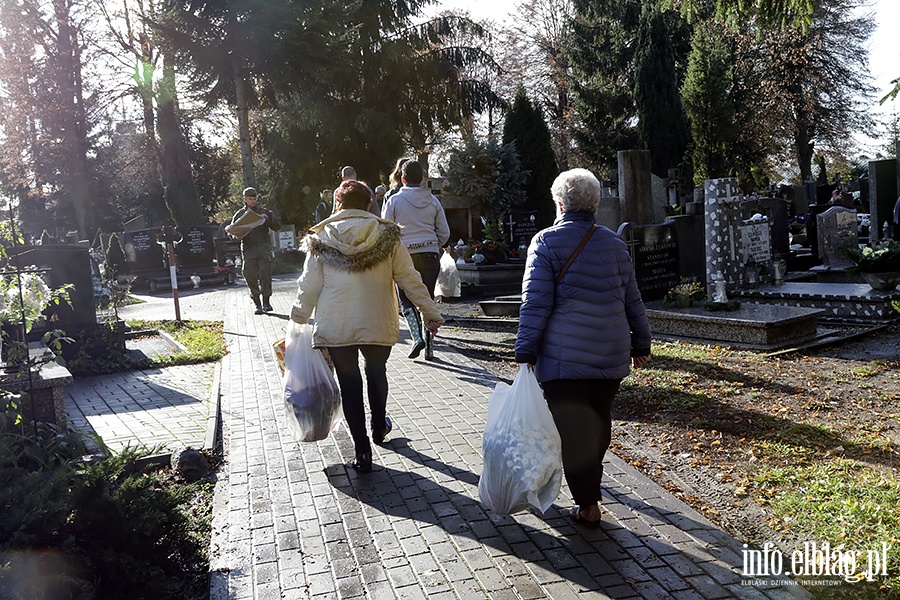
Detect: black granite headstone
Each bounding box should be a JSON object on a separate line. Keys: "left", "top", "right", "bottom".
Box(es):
{"left": 176, "top": 226, "right": 218, "bottom": 268}
{"left": 758, "top": 198, "right": 790, "bottom": 257}
{"left": 507, "top": 211, "right": 540, "bottom": 248}
{"left": 9, "top": 245, "right": 97, "bottom": 338}
{"left": 617, "top": 222, "right": 680, "bottom": 302}
{"left": 123, "top": 228, "right": 164, "bottom": 272}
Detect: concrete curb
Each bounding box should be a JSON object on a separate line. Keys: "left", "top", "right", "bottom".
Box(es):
{"left": 204, "top": 360, "right": 222, "bottom": 452}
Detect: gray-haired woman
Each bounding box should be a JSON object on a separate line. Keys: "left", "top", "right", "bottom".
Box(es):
{"left": 515, "top": 168, "right": 652, "bottom": 527}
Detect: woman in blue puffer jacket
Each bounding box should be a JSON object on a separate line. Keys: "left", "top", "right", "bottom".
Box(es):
{"left": 515, "top": 168, "right": 651, "bottom": 527}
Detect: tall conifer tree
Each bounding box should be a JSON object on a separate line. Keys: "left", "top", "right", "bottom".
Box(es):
{"left": 502, "top": 88, "right": 558, "bottom": 230}
{"left": 633, "top": 4, "right": 691, "bottom": 178}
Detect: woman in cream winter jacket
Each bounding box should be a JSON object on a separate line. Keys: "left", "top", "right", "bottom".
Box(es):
{"left": 291, "top": 180, "right": 443, "bottom": 472}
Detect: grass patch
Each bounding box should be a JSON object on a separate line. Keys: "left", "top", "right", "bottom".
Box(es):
{"left": 753, "top": 460, "right": 900, "bottom": 593}
{"left": 851, "top": 362, "right": 887, "bottom": 378}
{"left": 128, "top": 319, "right": 227, "bottom": 367}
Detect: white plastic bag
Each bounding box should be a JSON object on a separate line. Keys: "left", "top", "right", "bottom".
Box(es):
{"left": 478, "top": 365, "right": 562, "bottom": 515}
{"left": 434, "top": 251, "right": 461, "bottom": 298}
{"left": 282, "top": 321, "right": 343, "bottom": 442}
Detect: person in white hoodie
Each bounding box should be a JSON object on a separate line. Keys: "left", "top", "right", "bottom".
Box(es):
{"left": 380, "top": 160, "right": 450, "bottom": 360}
{"left": 292, "top": 180, "right": 444, "bottom": 472}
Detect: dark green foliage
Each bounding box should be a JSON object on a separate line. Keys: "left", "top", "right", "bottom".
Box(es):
{"left": 258, "top": 7, "right": 503, "bottom": 224}
{"left": 445, "top": 138, "right": 528, "bottom": 221}
{"left": 187, "top": 127, "right": 236, "bottom": 221}
{"left": 502, "top": 88, "right": 559, "bottom": 230}
{"left": 681, "top": 21, "right": 736, "bottom": 184}
{"left": 674, "top": 0, "right": 815, "bottom": 29}
{"left": 566, "top": 0, "right": 642, "bottom": 174}
{"left": 633, "top": 5, "right": 691, "bottom": 178}
{"left": 0, "top": 391, "right": 211, "bottom": 599}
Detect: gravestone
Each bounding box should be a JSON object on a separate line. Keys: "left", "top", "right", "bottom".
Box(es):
{"left": 506, "top": 211, "right": 539, "bottom": 249}
{"left": 805, "top": 204, "right": 831, "bottom": 259}
{"left": 10, "top": 245, "right": 97, "bottom": 338}
{"left": 618, "top": 150, "right": 654, "bottom": 225}
{"left": 617, "top": 221, "right": 680, "bottom": 302}
{"left": 869, "top": 159, "right": 898, "bottom": 239}
{"left": 791, "top": 185, "right": 810, "bottom": 216}
{"left": 739, "top": 219, "right": 772, "bottom": 266}
{"left": 123, "top": 228, "right": 165, "bottom": 273}
{"left": 704, "top": 178, "right": 745, "bottom": 295}
{"left": 176, "top": 226, "right": 218, "bottom": 269}
{"left": 669, "top": 213, "right": 705, "bottom": 282}
{"left": 757, "top": 197, "right": 790, "bottom": 257}
{"left": 272, "top": 224, "right": 297, "bottom": 252}
{"left": 816, "top": 206, "right": 857, "bottom": 267}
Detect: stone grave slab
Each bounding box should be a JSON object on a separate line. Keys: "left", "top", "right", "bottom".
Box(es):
{"left": 645, "top": 301, "right": 824, "bottom": 348}
{"left": 478, "top": 294, "right": 522, "bottom": 317}
{"left": 733, "top": 282, "right": 900, "bottom": 322}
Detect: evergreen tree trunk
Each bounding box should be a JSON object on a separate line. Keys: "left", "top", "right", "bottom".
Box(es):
{"left": 157, "top": 60, "right": 205, "bottom": 228}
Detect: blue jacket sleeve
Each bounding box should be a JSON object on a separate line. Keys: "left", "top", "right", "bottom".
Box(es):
{"left": 514, "top": 237, "right": 555, "bottom": 364}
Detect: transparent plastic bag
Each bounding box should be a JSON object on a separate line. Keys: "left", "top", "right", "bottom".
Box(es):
{"left": 434, "top": 250, "right": 461, "bottom": 298}
{"left": 478, "top": 365, "right": 562, "bottom": 515}
{"left": 282, "top": 321, "right": 342, "bottom": 442}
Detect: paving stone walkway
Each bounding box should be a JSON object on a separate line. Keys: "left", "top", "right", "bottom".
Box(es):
{"left": 66, "top": 275, "right": 811, "bottom": 599}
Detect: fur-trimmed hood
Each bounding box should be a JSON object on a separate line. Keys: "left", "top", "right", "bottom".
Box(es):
{"left": 302, "top": 209, "right": 400, "bottom": 272}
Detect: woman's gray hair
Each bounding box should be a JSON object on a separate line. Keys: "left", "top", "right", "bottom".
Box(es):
{"left": 551, "top": 168, "right": 602, "bottom": 214}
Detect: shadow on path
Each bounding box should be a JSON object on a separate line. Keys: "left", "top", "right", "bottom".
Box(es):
{"left": 324, "top": 439, "right": 740, "bottom": 596}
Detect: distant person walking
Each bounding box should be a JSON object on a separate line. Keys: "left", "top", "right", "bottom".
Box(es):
{"left": 384, "top": 157, "right": 411, "bottom": 202}
{"left": 291, "top": 180, "right": 444, "bottom": 472}
{"left": 230, "top": 187, "right": 281, "bottom": 314}
{"left": 341, "top": 165, "right": 380, "bottom": 216}
{"left": 515, "top": 168, "right": 651, "bottom": 528}
{"left": 381, "top": 160, "right": 450, "bottom": 360}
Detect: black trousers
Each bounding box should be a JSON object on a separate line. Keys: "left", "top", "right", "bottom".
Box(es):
{"left": 397, "top": 252, "right": 440, "bottom": 309}
{"left": 326, "top": 345, "right": 392, "bottom": 454}
{"left": 541, "top": 378, "right": 622, "bottom": 508}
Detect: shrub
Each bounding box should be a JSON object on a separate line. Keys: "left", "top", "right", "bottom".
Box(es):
{"left": 0, "top": 391, "right": 212, "bottom": 599}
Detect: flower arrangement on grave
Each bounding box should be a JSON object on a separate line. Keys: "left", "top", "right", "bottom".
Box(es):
{"left": 0, "top": 269, "right": 72, "bottom": 366}
{"left": 0, "top": 270, "right": 71, "bottom": 334}
{"left": 845, "top": 239, "right": 900, "bottom": 274}
{"left": 663, "top": 279, "right": 705, "bottom": 307}
{"left": 478, "top": 218, "right": 510, "bottom": 264}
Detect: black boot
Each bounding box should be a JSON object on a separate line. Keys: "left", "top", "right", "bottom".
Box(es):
{"left": 402, "top": 307, "right": 425, "bottom": 359}
{"left": 262, "top": 296, "right": 273, "bottom": 312}
{"left": 252, "top": 295, "right": 263, "bottom": 314}
{"left": 349, "top": 450, "right": 372, "bottom": 473}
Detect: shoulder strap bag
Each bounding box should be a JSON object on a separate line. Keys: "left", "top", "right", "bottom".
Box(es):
{"left": 555, "top": 224, "right": 597, "bottom": 285}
